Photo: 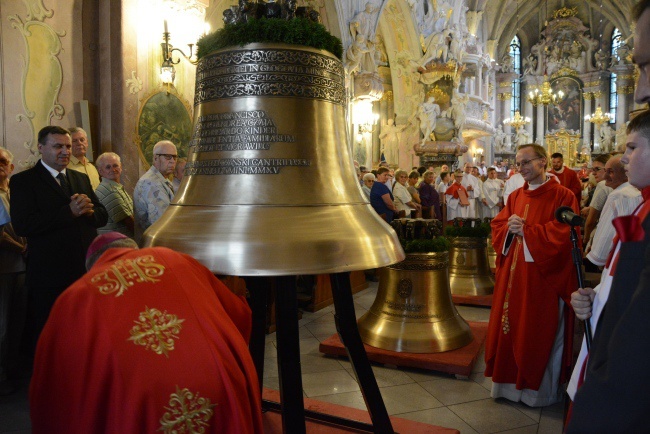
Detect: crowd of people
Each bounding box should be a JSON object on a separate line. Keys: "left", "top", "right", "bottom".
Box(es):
{"left": 360, "top": 160, "right": 514, "bottom": 224}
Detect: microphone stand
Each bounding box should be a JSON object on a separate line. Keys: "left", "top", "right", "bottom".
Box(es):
{"left": 569, "top": 225, "right": 592, "bottom": 351}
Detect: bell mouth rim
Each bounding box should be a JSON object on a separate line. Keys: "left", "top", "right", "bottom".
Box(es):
{"left": 200, "top": 42, "right": 341, "bottom": 62}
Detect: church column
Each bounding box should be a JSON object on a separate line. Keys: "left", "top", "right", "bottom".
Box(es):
{"left": 536, "top": 104, "right": 545, "bottom": 146}
{"left": 583, "top": 94, "right": 593, "bottom": 148}
{"left": 523, "top": 98, "right": 534, "bottom": 137}
{"left": 476, "top": 64, "right": 483, "bottom": 99}
{"left": 611, "top": 64, "right": 636, "bottom": 127}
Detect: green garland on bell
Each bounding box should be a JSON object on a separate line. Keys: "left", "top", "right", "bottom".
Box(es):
{"left": 197, "top": 18, "right": 343, "bottom": 60}
{"left": 444, "top": 222, "right": 491, "bottom": 238}
{"left": 400, "top": 237, "right": 451, "bottom": 254}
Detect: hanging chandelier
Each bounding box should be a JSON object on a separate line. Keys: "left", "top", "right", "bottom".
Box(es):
{"left": 584, "top": 105, "right": 613, "bottom": 125}
{"left": 527, "top": 78, "right": 564, "bottom": 106}
{"left": 503, "top": 110, "right": 531, "bottom": 128}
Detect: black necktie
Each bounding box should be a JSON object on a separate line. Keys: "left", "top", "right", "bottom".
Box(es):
{"left": 57, "top": 173, "right": 71, "bottom": 197}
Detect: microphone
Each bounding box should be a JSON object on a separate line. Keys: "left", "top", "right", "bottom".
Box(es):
{"left": 555, "top": 206, "right": 584, "bottom": 226}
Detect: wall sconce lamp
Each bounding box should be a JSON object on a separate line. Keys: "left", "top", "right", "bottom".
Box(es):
{"left": 353, "top": 99, "right": 379, "bottom": 134}
{"left": 160, "top": 20, "right": 199, "bottom": 89}
{"left": 473, "top": 147, "right": 484, "bottom": 160}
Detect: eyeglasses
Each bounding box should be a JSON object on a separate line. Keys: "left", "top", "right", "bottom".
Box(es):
{"left": 0, "top": 158, "right": 9, "bottom": 166}
{"left": 514, "top": 157, "right": 543, "bottom": 168}
{"left": 155, "top": 153, "right": 178, "bottom": 161}
{"left": 591, "top": 167, "right": 604, "bottom": 172}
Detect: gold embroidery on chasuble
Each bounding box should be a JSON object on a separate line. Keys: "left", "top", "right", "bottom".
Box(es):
{"left": 159, "top": 386, "right": 217, "bottom": 433}
{"left": 501, "top": 204, "right": 529, "bottom": 335}
{"left": 91, "top": 255, "right": 165, "bottom": 296}
{"left": 128, "top": 307, "right": 185, "bottom": 357}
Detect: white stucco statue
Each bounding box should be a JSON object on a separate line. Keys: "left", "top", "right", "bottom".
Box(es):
{"left": 450, "top": 92, "right": 469, "bottom": 137}
{"left": 494, "top": 125, "right": 507, "bottom": 151}
{"left": 348, "top": 3, "right": 379, "bottom": 73}
{"left": 344, "top": 35, "right": 370, "bottom": 74}
{"left": 415, "top": 97, "right": 441, "bottom": 145}
{"left": 500, "top": 54, "right": 514, "bottom": 73}
{"left": 594, "top": 48, "right": 609, "bottom": 71}
{"left": 599, "top": 124, "right": 615, "bottom": 152}
{"left": 515, "top": 126, "right": 532, "bottom": 147}
{"left": 379, "top": 119, "right": 407, "bottom": 164}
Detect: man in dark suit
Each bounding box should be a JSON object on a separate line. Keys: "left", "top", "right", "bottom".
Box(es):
{"left": 9, "top": 126, "right": 107, "bottom": 352}
{"left": 566, "top": 1, "right": 650, "bottom": 423}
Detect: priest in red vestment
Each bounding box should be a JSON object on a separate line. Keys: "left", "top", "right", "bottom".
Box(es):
{"left": 30, "top": 233, "right": 263, "bottom": 434}
{"left": 485, "top": 144, "right": 579, "bottom": 407}
{"left": 548, "top": 152, "right": 582, "bottom": 203}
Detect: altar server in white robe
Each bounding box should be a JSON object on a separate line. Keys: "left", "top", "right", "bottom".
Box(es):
{"left": 482, "top": 167, "right": 505, "bottom": 218}
{"left": 445, "top": 170, "right": 471, "bottom": 222}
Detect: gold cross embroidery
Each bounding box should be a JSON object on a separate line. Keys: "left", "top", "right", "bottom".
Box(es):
{"left": 159, "top": 386, "right": 216, "bottom": 433}
{"left": 128, "top": 307, "right": 185, "bottom": 357}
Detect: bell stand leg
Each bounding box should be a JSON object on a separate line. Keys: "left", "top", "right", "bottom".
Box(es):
{"left": 274, "top": 275, "right": 307, "bottom": 433}
{"left": 245, "top": 277, "right": 268, "bottom": 398}
{"left": 330, "top": 272, "right": 395, "bottom": 434}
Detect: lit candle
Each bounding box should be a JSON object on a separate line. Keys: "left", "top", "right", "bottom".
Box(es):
{"left": 164, "top": 20, "right": 168, "bottom": 34}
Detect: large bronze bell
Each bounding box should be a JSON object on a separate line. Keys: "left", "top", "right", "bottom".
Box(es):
{"left": 448, "top": 237, "right": 495, "bottom": 296}
{"left": 143, "top": 43, "right": 404, "bottom": 275}
{"left": 357, "top": 252, "right": 473, "bottom": 353}
{"left": 487, "top": 235, "right": 497, "bottom": 270}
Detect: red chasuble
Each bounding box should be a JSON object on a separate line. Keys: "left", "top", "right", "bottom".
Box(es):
{"left": 549, "top": 166, "right": 582, "bottom": 203}
{"left": 485, "top": 180, "right": 578, "bottom": 391}
{"left": 445, "top": 182, "right": 468, "bottom": 200}
{"left": 30, "top": 247, "right": 263, "bottom": 434}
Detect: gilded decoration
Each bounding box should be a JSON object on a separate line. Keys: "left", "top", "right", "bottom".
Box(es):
{"left": 381, "top": 90, "right": 394, "bottom": 101}
{"left": 617, "top": 86, "right": 635, "bottom": 94}
{"left": 135, "top": 88, "right": 193, "bottom": 168}
{"left": 497, "top": 93, "right": 512, "bottom": 101}
{"left": 498, "top": 82, "right": 511, "bottom": 88}
{"left": 551, "top": 67, "right": 578, "bottom": 79}
{"left": 91, "top": 255, "right": 166, "bottom": 297}
{"left": 553, "top": 7, "right": 578, "bottom": 19}
{"left": 159, "top": 386, "right": 216, "bottom": 433}
{"left": 546, "top": 129, "right": 581, "bottom": 166}
{"left": 8, "top": 0, "right": 66, "bottom": 168}
{"left": 129, "top": 307, "right": 185, "bottom": 357}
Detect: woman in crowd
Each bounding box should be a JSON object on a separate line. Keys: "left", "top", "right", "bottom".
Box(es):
{"left": 370, "top": 167, "right": 398, "bottom": 222}
{"left": 392, "top": 169, "right": 421, "bottom": 218}
{"left": 361, "top": 172, "right": 375, "bottom": 200}
{"left": 94, "top": 152, "right": 135, "bottom": 237}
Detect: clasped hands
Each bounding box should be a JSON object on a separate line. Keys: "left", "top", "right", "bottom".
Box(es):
{"left": 507, "top": 214, "right": 525, "bottom": 236}
{"left": 69, "top": 193, "right": 94, "bottom": 217}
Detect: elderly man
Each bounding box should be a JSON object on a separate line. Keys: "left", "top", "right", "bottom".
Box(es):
{"left": 30, "top": 233, "right": 263, "bottom": 433}
{"left": 485, "top": 144, "right": 579, "bottom": 407}
{"left": 67, "top": 127, "right": 100, "bottom": 190}
{"left": 94, "top": 152, "right": 135, "bottom": 237}
{"left": 548, "top": 152, "right": 582, "bottom": 202}
{"left": 9, "top": 126, "right": 107, "bottom": 352}
{"left": 582, "top": 154, "right": 613, "bottom": 244}
{"left": 133, "top": 140, "right": 177, "bottom": 237}
{"left": 584, "top": 155, "right": 641, "bottom": 268}
{"left": 460, "top": 163, "right": 480, "bottom": 218}
{"left": 0, "top": 148, "right": 26, "bottom": 395}
{"left": 567, "top": 67, "right": 650, "bottom": 431}
{"left": 172, "top": 157, "right": 187, "bottom": 193}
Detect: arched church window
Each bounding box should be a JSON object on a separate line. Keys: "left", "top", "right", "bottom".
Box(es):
{"left": 609, "top": 28, "right": 622, "bottom": 123}
{"left": 510, "top": 35, "right": 522, "bottom": 118}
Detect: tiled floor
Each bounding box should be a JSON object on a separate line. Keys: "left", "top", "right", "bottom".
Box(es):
{"left": 0, "top": 282, "right": 565, "bottom": 433}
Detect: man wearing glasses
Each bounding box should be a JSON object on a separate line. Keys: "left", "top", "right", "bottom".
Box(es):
{"left": 133, "top": 140, "right": 177, "bottom": 240}
{"left": 485, "top": 144, "right": 580, "bottom": 407}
